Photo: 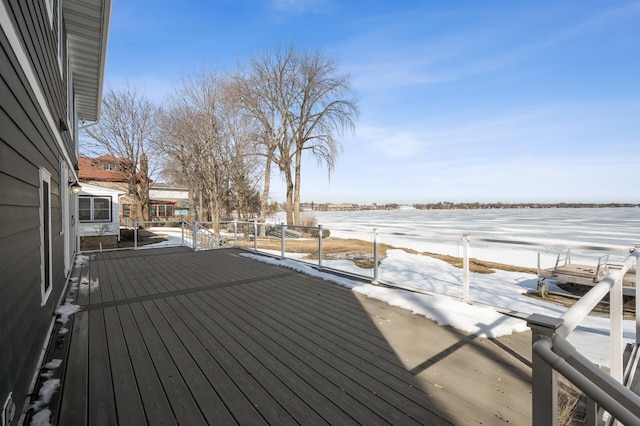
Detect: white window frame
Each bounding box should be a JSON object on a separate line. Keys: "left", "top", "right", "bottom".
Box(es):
{"left": 57, "top": 0, "right": 63, "bottom": 75}
{"left": 79, "top": 196, "right": 113, "bottom": 223}
{"left": 46, "top": 0, "right": 54, "bottom": 27}
{"left": 40, "top": 168, "right": 53, "bottom": 305}
{"left": 66, "top": 47, "right": 75, "bottom": 134}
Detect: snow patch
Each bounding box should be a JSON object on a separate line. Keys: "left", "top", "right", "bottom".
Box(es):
{"left": 55, "top": 303, "right": 80, "bottom": 325}
{"left": 79, "top": 278, "right": 99, "bottom": 297}
{"left": 30, "top": 408, "right": 52, "bottom": 426}
{"left": 30, "top": 378, "right": 60, "bottom": 412}
{"left": 74, "top": 255, "right": 89, "bottom": 267}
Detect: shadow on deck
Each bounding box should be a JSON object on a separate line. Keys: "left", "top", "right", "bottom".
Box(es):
{"left": 29, "top": 247, "right": 533, "bottom": 425}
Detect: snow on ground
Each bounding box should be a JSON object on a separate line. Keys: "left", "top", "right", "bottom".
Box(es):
{"left": 241, "top": 249, "right": 635, "bottom": 368}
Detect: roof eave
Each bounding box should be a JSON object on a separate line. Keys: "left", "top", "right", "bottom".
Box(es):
{"left": 64, "top": 0, "right": 112, "bottom": 122}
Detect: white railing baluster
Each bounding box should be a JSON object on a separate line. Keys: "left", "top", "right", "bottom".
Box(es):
{"left": 318, "top": 224, "right": 323, "bottom": 269}
{"left": 462, "top": 234, "right": 470, "bottom": 304}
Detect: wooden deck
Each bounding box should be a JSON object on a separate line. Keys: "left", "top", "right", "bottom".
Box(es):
{"left": 35, "top": 247, "right": 533, "bottom": 425}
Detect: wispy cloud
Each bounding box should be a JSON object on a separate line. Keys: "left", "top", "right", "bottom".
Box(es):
{"left": 341, "top": 2, "right": 640, "bottom": 93}
{"left": 356, "top": 126, "right": 426, "bottom": 159}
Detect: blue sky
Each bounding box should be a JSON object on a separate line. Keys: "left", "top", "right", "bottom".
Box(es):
{"left": 105, "top": 0, "right": 640, "bottom": 204}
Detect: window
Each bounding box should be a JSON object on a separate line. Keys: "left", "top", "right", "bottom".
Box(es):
{"left": 79, "top": 196, "right": 112, "bottom": 222}
{"left": 40, "top": 168, "right": 53, "bottom": 305}
{"left": 150, "top": 204, "right": 174, "bottom": 218}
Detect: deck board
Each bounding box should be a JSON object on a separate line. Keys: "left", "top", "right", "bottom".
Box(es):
{"left": 103, "top": 306, "right": 147, "bottom": 425}
{"left": 87, "top": 308, "right": 117, "bottom": 425}
{"left": 116, "top": 304, "right": 174, "bottom": 425}
{"left": 49, "top": 246, "right": 532, "bottom": 425}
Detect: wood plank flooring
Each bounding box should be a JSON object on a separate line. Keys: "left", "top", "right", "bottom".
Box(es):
{"left": 43, "top": 246, "right": 533, "bottom": 425}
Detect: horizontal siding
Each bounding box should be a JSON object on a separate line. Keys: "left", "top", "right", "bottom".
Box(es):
{"left": 0, "top": 53, "right": 59, "bottom": 174}
{"left": 1, "top": 0, "right": 73, "bottom": 419}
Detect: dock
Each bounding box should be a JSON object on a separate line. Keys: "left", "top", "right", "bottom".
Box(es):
{"left": 29, "top": 247, "right": 534, "bottom": 425}
{"left": 538, "top": 251, "right": 636, "bottom": 297}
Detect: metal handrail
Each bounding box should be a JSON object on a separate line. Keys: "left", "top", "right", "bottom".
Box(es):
{"left": 533, "top": 337, "right": 640, "bottom": 425}
{"left": 559, "top": 252, "right": 638, "bottom": 338}
{"left": 528, "top": 247, "right": 639, "bottom": 425}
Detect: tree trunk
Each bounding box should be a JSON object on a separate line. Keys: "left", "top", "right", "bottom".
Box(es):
{"left": 283, "top": 165, "right": 294, "bottom": 225}
{"left": 293, "top": 149, "right": 302, "bottom": 226}
{"left": 258, "top": 149, "right": 274, "bottom": 237}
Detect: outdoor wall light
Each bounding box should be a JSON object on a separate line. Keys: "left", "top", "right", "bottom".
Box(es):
{"left": 59, "top": 118, "right": 69, "bottom": 132}
{"left": 69, "top": 181, "right": 82, "bottom": 195}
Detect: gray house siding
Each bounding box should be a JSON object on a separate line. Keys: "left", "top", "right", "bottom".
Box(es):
{"left": 1, "top": 0, "right": 72, "bottom": 422}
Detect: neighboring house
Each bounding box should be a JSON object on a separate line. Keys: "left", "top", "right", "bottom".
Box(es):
{"left": 0, "top": 0, "right": 110, "bottom": 423}
{"left": 77, "top": 183, "right": 124, "bottom": 250}
{"left": 79, "top": 155, "right": 191, "bottom": 222}
{"left": 149, "top": 183, "right": 190, "bottom": 219}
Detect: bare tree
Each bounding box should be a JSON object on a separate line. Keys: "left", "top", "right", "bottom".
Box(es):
{"left": 82, "top": 85, "right": 156, "bottom": 222}
{"left": 289, "top": 49, "right": 359, "bottom": 225}
{"left": 156, "top": 69, "right": 244, "bottom": 231}
{"left": 234, "top": 44, "right": 359, "bottom": 225}
{"left": 231, "top": 46, "right": 298, "bottom": 226}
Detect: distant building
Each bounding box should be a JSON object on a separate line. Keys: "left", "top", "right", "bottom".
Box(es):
{"left": 77, "top": 183, "right": 125, "bottom": 249}
{"left": 79, "top": 155, "right": 190, "bottom": 223}
{"left": 149, "top": 183, "right": 190, "bottom": 219}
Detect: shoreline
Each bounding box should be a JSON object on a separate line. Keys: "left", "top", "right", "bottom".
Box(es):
{"left": 236, "top": 236, "right": 538, "bottom": 275}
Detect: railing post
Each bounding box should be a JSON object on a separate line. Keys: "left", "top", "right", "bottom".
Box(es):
{"left": 527, "top": 313, "right": 564, "bottom": 426}
{"left": 372, "top": 228, "right": 379, "bottom": 284}
{"left": 280, "top": 222, "right": 286, "bottom": 259}
{"left": 233, "top": 220, "right": 238, "bottom": 248}
{"left": 181, "top": 220, "right": 185, "bottom": 247}
{"left": 635, "top": 244, "right": 640, "bottom": 342}
{"left": 253, "top": 220, "right": 258, "bottom": 252}
{"left": 585, "top": 397, "right": 598, "bottom": 426}
{"left": 193, "top": 220, "right": 198, "bottom": 251}
{"left": 318, "top": 224, "right": 323, "bottom": 269}
{"left": 610, "top": 263, "right": 624, "bottom": 385}
{"left": 134, "top": 222, "right": 138, "bottom": 250}
{"left": 462, "top": 234, "right": 470, "bottom": 304}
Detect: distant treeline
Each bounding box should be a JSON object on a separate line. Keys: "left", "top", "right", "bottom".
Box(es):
{"left": 412, "top": 202, "right": 638, "bottom": 210}
{"left": 307, "top": 202, "right": 638, "bottom": 211}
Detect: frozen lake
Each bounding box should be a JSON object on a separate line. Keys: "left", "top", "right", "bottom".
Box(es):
{"left": 275, "top": 207, "right": 640, "bottom": 269}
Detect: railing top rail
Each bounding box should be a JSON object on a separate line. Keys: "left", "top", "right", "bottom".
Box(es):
{"left": 251, "top": 219, "right": 633, "bottom": 253}
{"left": 557, "top": 249, "right": 639, "bottom": 338}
